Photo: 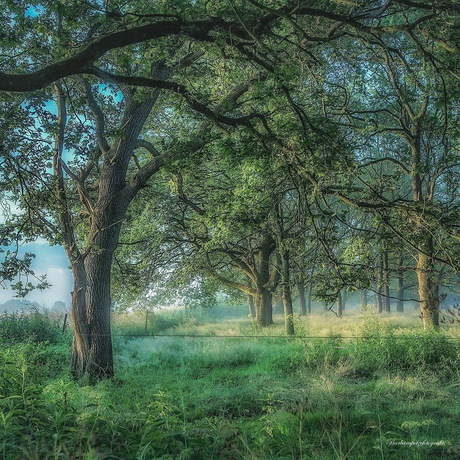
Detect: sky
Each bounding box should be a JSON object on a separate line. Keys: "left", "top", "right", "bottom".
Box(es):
{"left": 1, "top": 3, "right": 72, "bottom": 307}
{"left": 1, "top": 5, "right": 119, "bottom": 309}
{"left": 0, "top": 240, "right": 73, "bottom": 308}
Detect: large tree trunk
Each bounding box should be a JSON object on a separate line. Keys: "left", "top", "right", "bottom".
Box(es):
{"left": 297, "top": 283, "right": 307, "bottom": 316}
{"left": 307, "top": 285, "right": 312, "bottom": 314}
{"left": 70, "top": 221, "right": 121, "bottom": 382}
{"left": 84, "top": 251, "right": 115, "bottom": 382}
{"left": 255, "top": 287, "right": 273, "bottom": 326}
{"left": 416, "top": 239, "right": 439, "bottom": 329}
{"left": 54, "top": 71, "right": 181, "bottom": 383}
{"left": 69, "top": 144, "right": 131, "bottom": 382}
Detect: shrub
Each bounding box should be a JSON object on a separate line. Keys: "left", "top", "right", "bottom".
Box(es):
{"left": 304, "top": 333, "right": 347, "bottom": 370}
{"left": 0, "top": 309, "right": 65, "bottom": 345}
{"left": 349, "top": 312, "right": 460, "bottom": 374}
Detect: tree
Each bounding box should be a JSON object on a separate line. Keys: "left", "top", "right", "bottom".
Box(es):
{"left": 2, "top": 1, "right": 460, "bottom": 384}
{"left": 0, "top": 2, "right": 264, "bottom": 381}
{"left": 345, "top": 41, "right": 459, "bottom": 327}
{"left": 159, "top": 155, "right": 285, "bottom": 328}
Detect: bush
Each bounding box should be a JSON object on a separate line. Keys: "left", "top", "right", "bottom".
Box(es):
{"left": 0, "top": 340, "right": 70, "bottom": 397}
{"left": 300, "top": 312, "right": 460, "bottom": 377}
{"left": 304, "top": 333, "right": 347, "bottom": 370}
{"left": 0, "top": 308, "right": 65, "bottom": 344}
{"left": 349, "top": 312, "right": 460, "bottom": 375}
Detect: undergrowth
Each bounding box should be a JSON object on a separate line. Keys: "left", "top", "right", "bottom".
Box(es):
{"left": 0, "top": 308, "right": 459, "bottom": 459}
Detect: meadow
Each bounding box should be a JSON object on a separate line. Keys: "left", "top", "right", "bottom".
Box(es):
{"left": 0, "top": 306, "right": 459, "bottom": 459}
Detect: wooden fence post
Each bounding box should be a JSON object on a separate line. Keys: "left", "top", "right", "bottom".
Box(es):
{"left": 62, "top": 313, "right": 68, "bottom": 332}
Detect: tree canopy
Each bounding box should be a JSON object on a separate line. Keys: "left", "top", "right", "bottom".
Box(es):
{"left": 1, "top": 0, "right": 460, "bottom": 381}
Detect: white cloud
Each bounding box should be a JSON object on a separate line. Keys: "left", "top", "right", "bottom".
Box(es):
{"left": 0, "top": 244, "right": 72, "bottom": 309}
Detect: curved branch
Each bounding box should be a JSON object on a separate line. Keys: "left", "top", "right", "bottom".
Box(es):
{"left": 0, "top": 19, "right": 229, "bottom": 92}
{"left": 75, "top": 76, "right": 110, "bottom": 153}
{"left": 360, "top": 156, "right": 411, "bottom": 174}
{"left": 85, "top": 66, "right": 261, "bottom": 129}
{"left": 53, "top": 83, "right": 83, "bottom": 264}
{"left": 135, "top": 139, "right": 161, "bottom": 157}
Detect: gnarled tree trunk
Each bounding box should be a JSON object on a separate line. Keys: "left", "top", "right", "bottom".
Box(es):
{"left": 83, "top": 251, "right": 116, "bottom": 382}
{"left": 255, "top": 287, "right": 273, "bottom": 326}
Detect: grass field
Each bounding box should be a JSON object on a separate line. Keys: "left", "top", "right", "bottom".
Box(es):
{"left": 1, "top": 306, "right": 459, "bottom": 459}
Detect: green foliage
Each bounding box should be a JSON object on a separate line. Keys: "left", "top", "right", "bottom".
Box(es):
{"left": 0, "top": 308, "right": 65, "bottom": 344}
{"left": 0, "top": 310, "right": 459, "bottom": 458}
{"left": 111, "top": 309, "right": 187, "bottom": 338}
{"left": 349, "top": 311, "right": 459, "bottom": 376}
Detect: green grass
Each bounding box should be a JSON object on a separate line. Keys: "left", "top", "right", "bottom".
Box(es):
{"left": 0, "top": 307, "right": 459, "bottom": 459}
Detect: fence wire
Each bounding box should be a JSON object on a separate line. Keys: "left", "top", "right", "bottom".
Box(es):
{"left": 74, "top": 332, "right": 460, "bottom": 340}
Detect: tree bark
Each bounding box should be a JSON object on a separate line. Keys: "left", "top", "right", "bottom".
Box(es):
{"left": 280, "top": 250, "right": 294, "bottom": 335}
{"left": 253, "top": 237, "right": 275, "bottom": 326}
{"left": 416, "top": 238, "right": 439, "bottom": 329}
{"left": 297, "top": 283, "right": 307, "bottom": 316}
{"left": 396, "top": 253, "right": 404, "bottom": 312}
{"left": 248, "top": 294, "right": 256, "bottom": 318}
{"left": 67, "top": 232, "right": 117, "bottom": 383}
{"left": 70, "top": 200, "right": 124, "bottom": 382}
{"left": 410, "top": 132, "right": 440, "bottom": 328}
{"left": 84, "top": 251, "right": 116, "bottom": 382}
{"left": 375, "top": 257, "right": 383, "bottom": 314}
{"left": 382, "top": 240, "right": 391, "bottom": 313}
{"left": 255, "top": 287, "right": 273, "bottom": 326}
{"left": 307, "top": 285, "right": 312, "bottom": 314}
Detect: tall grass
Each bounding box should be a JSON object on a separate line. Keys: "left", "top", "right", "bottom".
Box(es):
{"left": 1, "top": 307, "right": 459, "bottom": 459}
{"left": 0, "top": 308, "right": 65, "bottom": 344}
